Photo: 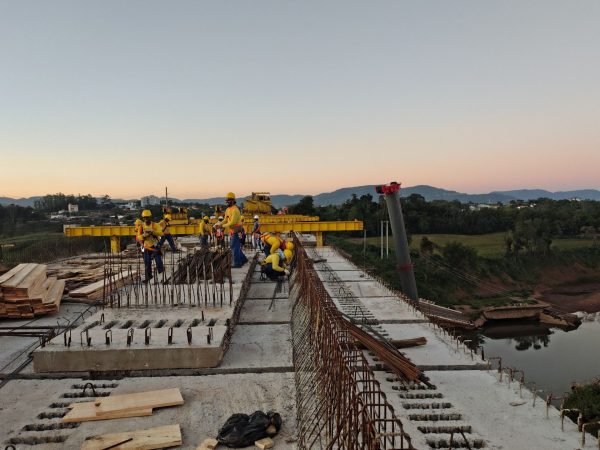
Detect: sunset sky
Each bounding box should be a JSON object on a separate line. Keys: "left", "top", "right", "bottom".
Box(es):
{"left": 1, "top": 1, "right": 599, "bottom": 199}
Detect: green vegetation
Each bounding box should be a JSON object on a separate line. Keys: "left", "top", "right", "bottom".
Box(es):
{"left": 351, "top": 233, "right": 597, "bottom": 259}
{"left": 330, "top": 234, "right": 600, "bottom": 313}
{"left": 564, "top": 381, "right": 600, "bottom": 433}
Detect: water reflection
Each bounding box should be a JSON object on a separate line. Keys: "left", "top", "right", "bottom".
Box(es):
{"left": 481, "top": 322, "right": 553, "bottom": 351}
{"left": 461, "top": 319, "right": 600, "bottom": 396}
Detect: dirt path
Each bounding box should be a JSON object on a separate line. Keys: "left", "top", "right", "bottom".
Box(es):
{"left": 536, "top": 283, "right": 600, "bottom": 313}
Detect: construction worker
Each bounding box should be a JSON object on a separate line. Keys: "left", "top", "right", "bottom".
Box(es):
{"left": 261, "top": 232, "right": 283, "bottom": 256}
{"left": 213, "top": 216, "right": 225, "bottom": 249}
{"left": 200, "top": 216, "right": 212, "bottom": 247}
{"left": 252, "top": 215, "right": 262, "bottom": 250}
{"left": 137, "top": 210, "right": 164, "bottom": 282}
{"left": 157, "top": 214, "right": 177, "bottom": 252}
{"left": 221, "top": 192, "right": 248, "bottom": 268}
{"left": 260, "top": 248, "right": 293, "bottom": 281}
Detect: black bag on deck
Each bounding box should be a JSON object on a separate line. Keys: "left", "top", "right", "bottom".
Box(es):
{"left": 217, "top": 410, "right": 282, "bottom": 447}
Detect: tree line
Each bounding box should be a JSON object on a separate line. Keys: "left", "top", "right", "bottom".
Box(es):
{"left": 288, "top": 193, "right": 600, "bottom": 255}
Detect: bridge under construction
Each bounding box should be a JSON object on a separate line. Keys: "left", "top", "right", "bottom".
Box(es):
{"left": 0, "top": 188, "right": 595, "bottom": 449}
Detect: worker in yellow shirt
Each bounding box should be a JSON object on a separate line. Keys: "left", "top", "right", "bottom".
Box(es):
{"left": 221, "top": 192, "right": 248, "bottom": 268}
{"left": 261, "top": 232, "right": 284, "bottom": 256}
{"left": 200, "top": 216, "right": 212, "bottom": 247}
{"left": 157, "top": 214, "right": 177, "bottom": 252}
{"left": 261, "top": 249, "right": 293, "bottom": 280}
{"left": 137, "top": 210, "right": 164, "bottom": 282}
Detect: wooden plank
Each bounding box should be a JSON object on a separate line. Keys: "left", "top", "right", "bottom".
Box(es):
{"left": 95, "top": 388, "right": 184, "bottom": 415}
{"left": 80, "top": 424, "right": 181, "bottom": 450}
{"left": 0, "top": 264, "right": 27, "bottom": 284}
{"left": 2, "top": 263, "right": 37, "bottom": 287}
{"left": 61, "top": 403, "right": 153, "bottom": 423}
{"left": 69, "top": 271, "right": 134, "bottom": 298}
{"left": 43, "top": 279, "right": 65, "bottom": 306}
{"left": 255, "top": 438, "right": 274, "bottom": 450}
{"left": 69, "top": 279, "right": 106, "bottom": 297}
{"left": 196, "top": 438, "right": 218, "bottom": 450}
{"left": 18, "top": 264, "right": 47, "bottom": 289}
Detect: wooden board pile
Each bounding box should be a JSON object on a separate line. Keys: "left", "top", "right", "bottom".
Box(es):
{"left": 61, "top": 388, "right": 184, "bottom": 423}
{"left": 69, "top": 270, "right": 137, "bottom": 301}
{"left": 81, "top": 424, "right": 182, "bottom": 450}
{"left": 0, "top": 263, "right": 65, "bottom": 318}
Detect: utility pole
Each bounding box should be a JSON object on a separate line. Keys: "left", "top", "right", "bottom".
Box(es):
{"left": 376, "top": 182, "right": 419, "bottom": 304}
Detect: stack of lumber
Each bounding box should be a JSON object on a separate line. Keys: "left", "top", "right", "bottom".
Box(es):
{"left": 0, "top": 263, "right": 65, "bottom": 318}
{"left": 81, "top": 424, "right": 182, "bottom": 450}
{"left": 69, "top": 270, "right": 137, "bottom": 301}
{"left": 61, "top": 388, "right": 184, "bottom": 423}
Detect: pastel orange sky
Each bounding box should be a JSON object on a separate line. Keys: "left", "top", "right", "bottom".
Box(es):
{"left": 1, "top": 1, "right": 599, "bottom": 199}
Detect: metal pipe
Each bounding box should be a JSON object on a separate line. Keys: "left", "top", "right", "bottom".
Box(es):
{"left": 376, "top": 182, "right": 419, "bottom": 304}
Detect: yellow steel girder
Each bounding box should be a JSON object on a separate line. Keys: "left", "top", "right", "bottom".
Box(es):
{"left": 63, "top": 220, "right": 363, "bottom": 238}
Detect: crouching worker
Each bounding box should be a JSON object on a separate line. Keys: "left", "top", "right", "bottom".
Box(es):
{"left": 200, "top": 216, "right": 212, "bottom": 247}
{"left": 261, "top": 249, "right": 293, "bottom": 281}
{"left": 138, "top": 209, "right": 164, "bottom": 282}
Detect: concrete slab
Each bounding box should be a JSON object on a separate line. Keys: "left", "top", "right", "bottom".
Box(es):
{"left": 373, "top": 369, "right": 591, "bottom": 450}
{"left": 373, "top": 323, "right": 482, "bottom": 368}
{"left": 360, "top": 296, "right": 427, "bottom": 323}
{"left": 220, "top": 325, "right": 293, "bottom": 370}
{"left": 33, "top": 308, "right": 228, "bottom": 372}
{"left": 239, "top": 298, "right": 292, "bottom": 324}
{"left": 0, "top": 373, "right": 297, "bottom": 450}
{"left": 324, "top": 280, "right": 393, "bottom": 298}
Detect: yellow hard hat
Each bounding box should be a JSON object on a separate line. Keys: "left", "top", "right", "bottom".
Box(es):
{"left": 203, "top": 216, "right": 209, "bottom": 221}
{"left": 225, "top": 192, "right": 236, "bottom": 200}
{"left": 141, "top": 210, "right": 152, "bottom": 218}
{"left": 164, "top": 214, "right": 172, "bottom": 220}
{"left": 134, "top": 219, "right": 142, "bottom": 226}
{"left": 284, "top": 249, "right": 293, "bottom": 262}
{"left": 285, "top": 241, "right": 294, "bottom": 251}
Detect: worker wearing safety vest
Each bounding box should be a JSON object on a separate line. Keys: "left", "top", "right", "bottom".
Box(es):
{"left": 221, "top": 192, "right": 248, "bottom": 268}
{"left": 137, "top": 210, "right": 164, "bottom": 282}
{"left": 261, "top": 249, "right": 293, "bottom": 280}
{"left": 213, "top": 216, "right": 225, "bottom": 249}
{"left": 157, "top": 214, "right": 178, "bottom": 252}
{"left": 252, "top": 215, "right": 262, "bottom": 250}
{"left": 200, "top": 216, "right": 212, "bottom": 247}
{"left": 261, "top": 232, "right": 283, "bottom": 256}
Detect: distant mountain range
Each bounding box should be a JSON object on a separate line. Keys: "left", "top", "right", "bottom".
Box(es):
{"left": 2, "top": 186, "right": 600, "bottom": 209}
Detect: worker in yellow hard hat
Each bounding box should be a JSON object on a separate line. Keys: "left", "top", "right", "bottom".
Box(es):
{"left": 157, "top": 213, "right": 178, "bottom": 252}
{"left": 200, "top": 215, "right": 212, "bottom": 247}
{"left": 137, "top": 210, "right": 164, "bottom": 282}
{"left": 260, "top": 248, "right": 292, "bottom": 281}
{"left": 221, "top": 192, "right": 248, "bottom": 268}
{"left": 285, "top": 241, "right": 294, "bottom": 251}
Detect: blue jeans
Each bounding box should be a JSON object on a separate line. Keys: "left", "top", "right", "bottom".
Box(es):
{"left": 230, "top": 232, "right": 248, "bottom": 268}
{"left": 143, "top": 247, "right": 164, "bottom": 280}
{"left": 263, "top": 263, "right": 284, "bottom": 281}
{"left": 158, "top": 234, "right": 176, "bottom": 251}
{"left": 200, "top": 235, "right": 209, "bottom": 247}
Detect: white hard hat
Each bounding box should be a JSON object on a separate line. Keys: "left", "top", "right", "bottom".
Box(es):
{"left": 218, "top": 216, "right": 223, "bottom": 220}
{"left": 210, "top": 215, "right": 215, "bottom": 219}
{"left": 254, "top": 215, "right": 259, "bottom": 219}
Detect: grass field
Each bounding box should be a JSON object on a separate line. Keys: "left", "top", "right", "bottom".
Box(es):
{"left": 0, "top": 232, "right": 64, "bottom": 245}
{"left": 349, "top": 233, "right": 597, "bottom": 258}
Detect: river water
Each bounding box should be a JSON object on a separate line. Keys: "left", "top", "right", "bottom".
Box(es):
{"left": 465, "top": 318, "right": 600, "bottom": 397}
